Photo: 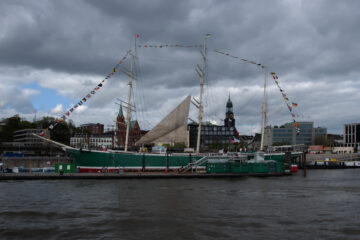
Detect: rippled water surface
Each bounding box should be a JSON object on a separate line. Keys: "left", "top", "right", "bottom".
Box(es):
{"left": 1, "top": 170, "right": 360, "bottom": 239}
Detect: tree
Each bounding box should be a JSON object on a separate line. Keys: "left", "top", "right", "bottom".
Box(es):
{"left": 0, "top": 115, "right": 36, "bottom": 142}
{"left": 51, "top": 122, "right": 72, "bottom": 145}
{"left": 36, "top": 116, "right": 55, "bottom": 129}
{"left": 0, "top": 115, "right": 77, "bottom": 145}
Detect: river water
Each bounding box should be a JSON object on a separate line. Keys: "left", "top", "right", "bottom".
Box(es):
{"left": 1, "top": 170, "right": 360, "bottom": 239}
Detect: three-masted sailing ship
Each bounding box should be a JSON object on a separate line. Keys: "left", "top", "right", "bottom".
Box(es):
{"left": 36, "top": 35, "right": 286, "bottom": 173}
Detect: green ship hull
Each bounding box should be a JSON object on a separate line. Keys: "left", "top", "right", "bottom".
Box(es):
{"left": 66, "top": 148, "right": 299, "bottom": 174}
{"left": 66, "top": 148, "right": 203, "bottom": 173}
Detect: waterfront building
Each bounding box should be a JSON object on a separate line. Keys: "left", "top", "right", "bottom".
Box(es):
{"left": 70, "top": 133, "right": 115, "bottom": 150}
{"left": 188, "top": 95, "right": 239, "bottom": 150}
{"left": 13, "top": 129, "right": 44, "bottom": 147}
{"left": 116, "top": 105, "right": 142, "bottom": 148}
{"left": 188, "top": 123, "right": 236, "bottom": 150}
{"left": 0, "top": 128, "right": 64, "bottom": 156}
{"left": 267, "top": 144, "right": 307, "bottom": 153}
{"left": 224, "top": 95, "right": 235, "bottom": 128}
{"left": 344, "top": 123, "right": 360, "bottom": 150}
{"left": 264, "top": 121, "right": 327, "bottom": 147}
{"left": 327, "top": 134, "right": 343, "bottom": 146}
{"left": 79, "top": 123, "right": 104, "bottom": 135}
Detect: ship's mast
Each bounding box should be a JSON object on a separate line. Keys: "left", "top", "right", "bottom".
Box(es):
{"left": 124, "top": 35, "right": 136, "bottom": 152}
{"left": 260, "top": 66, "right": 268, "bottom": 151}
{"left": 196, "top": 38, "right": 207, "bottom": 154}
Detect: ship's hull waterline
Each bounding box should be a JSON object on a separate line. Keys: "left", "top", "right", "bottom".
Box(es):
{"left": 66, "top": 148, "right": 203, "bottom": 173}
{"left": 66, "top": 148, "right": 291, "bottom": 174}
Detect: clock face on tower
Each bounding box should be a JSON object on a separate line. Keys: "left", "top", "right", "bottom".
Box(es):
{"left": 229, "top": 119, "right": 232, "bottom": 122}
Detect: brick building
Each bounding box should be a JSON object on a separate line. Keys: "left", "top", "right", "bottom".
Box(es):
{"left": 79, "top": 123, "right": 104, "bottom": 135}
{"left": 116, "top": 105, "right": 142, "bottom": 148}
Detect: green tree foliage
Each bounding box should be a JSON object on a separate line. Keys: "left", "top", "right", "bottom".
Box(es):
{"left": 40, "top": 117, "right": 76, "bottom": 145}
{"left": 51, "top": 122, "right": 71, "bottom": 145}
{"left": 0, "top": 115, "right": 76, "bottom": 145}
{"left": 0, "top": 115, "right": 36, "bottom": 142}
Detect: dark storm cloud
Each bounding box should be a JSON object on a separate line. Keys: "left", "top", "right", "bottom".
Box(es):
{"left": 1, "top": 0, "right": 358, "bottom": 82}
{"left": 1, "top": 0, "right": 359, "bottom": 80}
{"left": 1, "top": 0, "right": 360, "bottom": 133}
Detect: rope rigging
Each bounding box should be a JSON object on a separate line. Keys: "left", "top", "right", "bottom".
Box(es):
{"left": 41, "top": 36, "right": 301, "bottom": 139}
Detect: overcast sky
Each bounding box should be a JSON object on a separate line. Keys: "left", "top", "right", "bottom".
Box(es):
{"left": 1, "top": 0, "right": 359, "bottom": 135}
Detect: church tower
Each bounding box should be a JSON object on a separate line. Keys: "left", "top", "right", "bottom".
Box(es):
{"left": 224, "top": 94, "right": 235, "bottom": 128}
{"left": 115, "top": 104, "right": 142, "bottom": 148}
{"left": 116, "top": 105, "right": 126, "bottom": 147}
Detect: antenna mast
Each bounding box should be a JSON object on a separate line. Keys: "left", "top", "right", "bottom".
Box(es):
{"left": 196, "top": 37, "right": 207, "bottom": 154}
{"left": 260, "top": 66, "right": 268, "bottom": 151}
{"left": 124, "top": 35, "right": 137, "bottom": 152}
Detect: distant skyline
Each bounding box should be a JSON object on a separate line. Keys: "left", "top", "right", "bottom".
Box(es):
{"left": 1, "top": 0, "right": 360, "bottom": 135}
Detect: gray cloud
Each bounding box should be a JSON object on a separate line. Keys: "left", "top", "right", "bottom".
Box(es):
{"left": 1, "top": 0, "right": 360, "bottom": 134}
{"left": 0, "top": 84, "right": 36, "bottom": 114}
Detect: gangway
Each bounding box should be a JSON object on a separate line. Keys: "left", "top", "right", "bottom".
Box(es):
{"left": 180, "top": 156, "right": 208, "bottom": 173}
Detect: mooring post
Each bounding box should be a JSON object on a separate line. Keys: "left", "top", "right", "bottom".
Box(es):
{"left": 142, "top": 153, "right": 145, "bottom": 172}
{"left": 166, "top": 152, "right": 169, "bottom": 173}
{"left": 298, "top": 155, "right": 302, "bottom": 169}
{"left": 302, "top": 152, "right": 307, "bottom": 177}
{"left": 189, "top": 153, "right": 192, "bottom": 173}
{"left": 284, "top": 152, "right": 291, "bottom": 172}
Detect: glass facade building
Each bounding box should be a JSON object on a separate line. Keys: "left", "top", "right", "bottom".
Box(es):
{"left": 264, "top": 121, "right": 327, "bottom": 147}
{"left": 188, "top": 123, "right": 235, "bottom": 149}
{"left": 344, "top": 123, "right": 360, "bottom": 150}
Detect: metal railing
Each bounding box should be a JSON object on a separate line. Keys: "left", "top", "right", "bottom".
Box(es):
{"left": 180, "top": 156, "right": 208, "bottom": 173}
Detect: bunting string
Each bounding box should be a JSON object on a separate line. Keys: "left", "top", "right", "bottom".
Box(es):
{"left": 213, "top": 50, "right": 264, "bottom": 68}
{"left": 213, "top": 49, "right": 301, "bottom": 134}
{"left": 41, "top": 50, "right": 131, "bottom": 135}
{"left": 270, "top": 72, "right": 300, "bottom": 135}
{"left": 137, "top": 44, "right": 203, "bottom": 48}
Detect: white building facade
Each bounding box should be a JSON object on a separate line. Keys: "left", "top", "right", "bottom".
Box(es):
{"left": 70, "top": 133, "right": 114, "bottom": 150}
{"left": 344, "top": 123, "right": 360, "bottom": 150}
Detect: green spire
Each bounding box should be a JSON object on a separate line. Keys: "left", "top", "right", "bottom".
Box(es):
{"left": 118, "top": 104, "right": 124, "bottom": 117}
{"left": 226, "top": 93, "right": 233, "bottom": 108}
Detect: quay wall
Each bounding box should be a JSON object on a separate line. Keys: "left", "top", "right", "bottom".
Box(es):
{"left": 306, "top": 153, "right": 360, "bottom": 161}
{"left": 1, "top": 156, "right": 72, "bottom": 168}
